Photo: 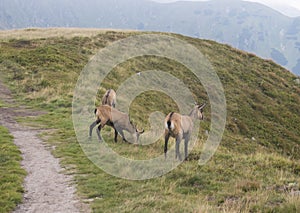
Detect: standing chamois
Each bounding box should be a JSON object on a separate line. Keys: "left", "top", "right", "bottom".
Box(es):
{"left": 164, "top": 103, "right": 206, "bottom": 161}
{"left": 89, "top": 105, "right": 144, "bottom": 143}
{"left": 101, "top": 89, "right": 116, "bottom": 108}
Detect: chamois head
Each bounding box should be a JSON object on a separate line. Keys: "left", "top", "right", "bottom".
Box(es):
{"left": 135, "top": 127, "right": 145, "bottom": 143}
{"left": 191, "top": 103, "right": 206, "bottom": 120}
{"left": 130, "top": 122, "right": 145, "bottom": 143}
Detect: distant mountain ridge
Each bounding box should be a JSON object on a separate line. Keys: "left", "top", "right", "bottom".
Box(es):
{"left": 1, "top": 0, "right": 300, "bottom": 75}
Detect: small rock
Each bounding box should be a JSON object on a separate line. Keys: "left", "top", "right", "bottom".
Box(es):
{"left": 295, "top": 79, "right": 300, "bottom": 85}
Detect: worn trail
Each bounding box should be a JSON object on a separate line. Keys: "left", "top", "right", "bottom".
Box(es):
{"left": 0, "top": 80, "right": 88, "bottom": 213}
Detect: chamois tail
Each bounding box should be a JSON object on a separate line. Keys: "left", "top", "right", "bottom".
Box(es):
{"left": 166, "top": 112, "right": 174, "bottom": 130}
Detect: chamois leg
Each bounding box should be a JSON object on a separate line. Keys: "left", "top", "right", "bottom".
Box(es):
{"left": 164, "top": 133, "right": 170, "bottom": 159}
{"left": 96, "top": 124, "right": 104, "bottom": 142}
{"left": 184, "top": 137, "right": 189, "bottom": 160}
{"left": 175, "top": 136, "right": 182, "bottom": 161}
{"left": 114, "top": 128, "right": 118, "bottom": 143}
{"left": 119, "top": 130, "right": 128, "bottom": 143}
{"left": 89, "top": 119, "right": 100, "bottom": 139}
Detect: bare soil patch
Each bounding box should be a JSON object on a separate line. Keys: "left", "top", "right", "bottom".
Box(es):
{"left": 0, "top": 80, "right": 89, "bottom": 213}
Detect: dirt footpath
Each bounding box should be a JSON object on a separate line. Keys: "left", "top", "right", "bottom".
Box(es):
{"left": 0, "top": 80, "right": 89, "bottom": 213}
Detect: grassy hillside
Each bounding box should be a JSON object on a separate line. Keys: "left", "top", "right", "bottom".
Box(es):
{"left": 0, "top": 125, "right": 26, "bottom": 213}
{"left": 0, "top": 28, "right": 300, "bottom": 212}
{"left": 1, "top": 0, "right": 300, "bottom": 74}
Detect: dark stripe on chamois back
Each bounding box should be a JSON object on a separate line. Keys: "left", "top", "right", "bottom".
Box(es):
{"left": 104, "top": 89, "right": 111, "bottom": 104}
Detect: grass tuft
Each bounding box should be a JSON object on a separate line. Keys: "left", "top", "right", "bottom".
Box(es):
{"left": 0, "top": 126, "right": 26, "bottom": 213}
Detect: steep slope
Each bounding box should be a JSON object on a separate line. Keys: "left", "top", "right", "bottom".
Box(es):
{"left": 1, "top": 0, "right": 300, "bottom": 74}
{"left": 0, "top": 29, "right": 300, "bottom": 212}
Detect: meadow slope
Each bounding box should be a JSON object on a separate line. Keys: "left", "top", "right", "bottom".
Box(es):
{"left": 0, "top": 28, "right": 300, "bottom": 212}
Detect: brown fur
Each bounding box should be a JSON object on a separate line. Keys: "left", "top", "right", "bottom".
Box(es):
{"left": 164, "top": 112, "right": 182, "bottom": 136}
{"left": 164, "top": 103, "right": 206, "bottom": 160}
{"left": 89, "top": 105, "right": 144, "bottom": 143}
{"left": 101, "top": 89, "right": 116, "bottom": 107}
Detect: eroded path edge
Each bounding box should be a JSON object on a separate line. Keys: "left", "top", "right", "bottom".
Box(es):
{"left": 0, "top": 80, "right": 89, "bottom": 213}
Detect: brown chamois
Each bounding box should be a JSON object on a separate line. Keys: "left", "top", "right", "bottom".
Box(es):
{"left": 164, "top": 103, "right": 206, "bottom": 161}
{"left": 101, "top": 89, "right": 116, "bottom": 108}
{"left": 89, "top": 105, "right": 144, "bottom": 143}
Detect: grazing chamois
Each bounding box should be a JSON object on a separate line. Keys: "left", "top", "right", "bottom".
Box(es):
{"left": 101, "top": 89, "right": 116, "bottom": 108}
{"left": 89, "top": 105, "right": 144, "bottom": 143}
{"left": 164, "top": 103, "right": 206, "bottom": 161}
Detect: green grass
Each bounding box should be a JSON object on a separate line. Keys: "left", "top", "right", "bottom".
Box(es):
{"left": 0, "top": 100, "right": 5, "bottom": 107}
{"left": 0, "top": 126, "right": 26, "bottom": 213}
{"left": 0, "top": 29, "right": 300, "bottom": 212}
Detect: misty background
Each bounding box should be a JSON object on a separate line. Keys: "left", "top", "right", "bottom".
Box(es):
{"left": 1, "top": 0, "right": 300, "bottom": 75}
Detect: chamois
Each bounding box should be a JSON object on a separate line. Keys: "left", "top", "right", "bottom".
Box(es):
{"left": 164, "top": 103, "right": 206, "bottom": 161}
{"left": 89, "top": 105, "right": 144, "bottom": 143}
{"left": 101, "top": 89, "right": 116, "bottom": 108}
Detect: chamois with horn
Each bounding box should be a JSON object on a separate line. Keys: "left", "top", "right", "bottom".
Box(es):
{"left": 89, "top": 105, "right": 144, "bottom": 143}
{"left": 164, "top": 103, "right": 206, "bottom": 161}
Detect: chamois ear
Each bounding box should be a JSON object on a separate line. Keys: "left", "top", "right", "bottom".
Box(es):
{"left": 94, "top": 108, "right": 97, "bottom": 115}
{"left": 198, "top": 103, "right": 206, "bottom": 110}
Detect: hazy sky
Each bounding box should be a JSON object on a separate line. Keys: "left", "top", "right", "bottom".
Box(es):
{"left": 152, "top": 0, "right": 300, "bottom": 17}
